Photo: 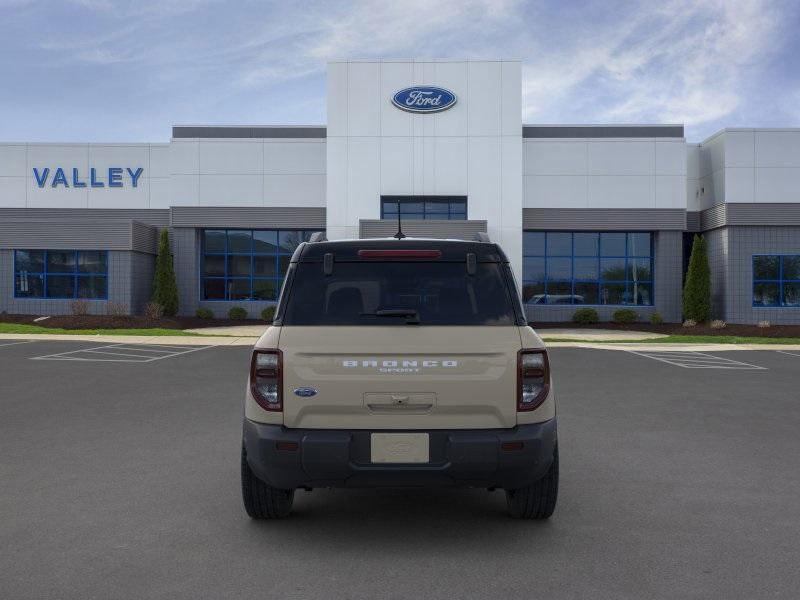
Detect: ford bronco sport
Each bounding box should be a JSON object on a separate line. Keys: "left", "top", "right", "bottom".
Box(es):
{"left": 241, "top": 238, "right": 558, "bottom": 519}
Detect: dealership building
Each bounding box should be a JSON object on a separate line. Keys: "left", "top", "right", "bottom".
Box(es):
{"left": 1, "top": 59, "right": 799, "bottom": 324}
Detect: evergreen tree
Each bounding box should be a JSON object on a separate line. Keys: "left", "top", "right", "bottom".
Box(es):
{"left": 152, "top": 229, "right": 179, "bottom": 317}
{"left": 683, "top": 234, "right": 711, "bottom": 322}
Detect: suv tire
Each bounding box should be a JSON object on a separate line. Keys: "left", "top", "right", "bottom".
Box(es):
{"left": 241, "top": 446, "right": 294, "bottom": 519}
{"left": 505, "top": 445, "right": 558, "bottom": 519}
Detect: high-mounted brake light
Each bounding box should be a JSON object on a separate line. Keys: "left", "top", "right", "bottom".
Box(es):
{"left": 250, "top": 349, "right": 282, "bottom": 411}
{"left": 517, "top": 349, "right": 550, "bottom": 411}
{"left": 357, "top": 249, "right": 442, "bottom": 259}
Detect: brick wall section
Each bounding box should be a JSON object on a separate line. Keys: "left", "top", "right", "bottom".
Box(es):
{"left": 130, "top": 252, "right": 155, "bottom": 314}
{"left": 653, "top": 231, "right": 683, "bottom": 322}
{"left": 171, "top": 228, "right": 199, "bottom": 317}
{"left": 525, "top": 230, "right": 683, "bottom": 324}
{"left": 0, "top": 250, "right": 142, "bottom": 315}
{"left": 723, "top": 226, "right": 800, "bottom": 324}
{"left": 703, "top": 228, "right": 728, "bottom": 320}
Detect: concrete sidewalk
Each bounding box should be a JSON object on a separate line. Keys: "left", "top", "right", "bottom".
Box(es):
{"left": 3, "top": 327, "right": 800, "bottom": 352}
{"left": 535, "top": 328, "right": 666, "bottom": 341}
{"left": 182, "top": 325, "right": 267, "bottom": 337}
{"left": 180, "top": 325, "right": 667, "bottom": 341}
{"left": 0, "top": 333, "right": 257, "bottom": 346}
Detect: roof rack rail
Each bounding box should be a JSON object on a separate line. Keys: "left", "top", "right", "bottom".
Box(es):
{"left": 308, "top": 231, "right": 327, "bottom": 243}
{"left": 474, "top": 232, "right": 491, "bottom": 243}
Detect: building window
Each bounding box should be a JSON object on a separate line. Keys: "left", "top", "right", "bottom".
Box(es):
{"left": 753, "top": 255, "right": 800, "bottom": 307}
{"left": 14, "top": 250, "right": 108, "bottom": 299}
{"left": 522, "top": 231, "right": 654, "bottom": 306}
{"left": 201, "top": 229, "right": 319, "bottom": 301}
{"left": 381, "top": 196, "right": 467, "bottom": 220}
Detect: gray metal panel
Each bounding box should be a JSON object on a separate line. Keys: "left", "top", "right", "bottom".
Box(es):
{"left": 359, "top": 219, "right": 487, "bottom": 240}
{"left": 169, "top": 206, "right": 326, "bottom": 229}
{"left": 699, "top": 203, "right": 800, "bottom": 231}
{"left": 131, "top": 221, "right": 159, "bottom": 254}
{"left": 522, "top": 125, "right": 684, "bottom": 138}
{"left": 686, "top": 212, "right": 701, "bottom": 232}
{"left": 726, "top": 203, "right": 800, "bottom": 226}
{"left": 700, "top": 204, "right": 727, "bottom": 231}
{"left": 172, "top": 126, "right": 326, "bottom": 139}
{"left": 0, "top": 208, "right": 169, "bottom": 227}
{"left": 0, "top": 220, "right": 135, "bottom": 250}
{"left": 522, "top": 208, "right": 686, "bottom": 230}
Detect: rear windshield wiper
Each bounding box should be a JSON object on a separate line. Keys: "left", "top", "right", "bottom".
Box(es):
{"left": 361, "top": 308, "right": 420, "bottom": 324}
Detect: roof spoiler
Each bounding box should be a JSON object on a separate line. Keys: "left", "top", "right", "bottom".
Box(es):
{"left": 474, "top": 232, "right": 490, "bottom": 243}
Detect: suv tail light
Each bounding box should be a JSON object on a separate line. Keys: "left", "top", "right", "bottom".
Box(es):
{"left": 250, "top": 349, "right": 282, "bottom": 411}
{"left": 517, "top": 349, "right": 550, "bottom": 411}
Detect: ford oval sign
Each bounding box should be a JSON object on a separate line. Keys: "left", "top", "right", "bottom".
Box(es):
{"left": 293, "top": 387, "right": 318, "bottom": 397}
{"left": 392, "top": 86, "right": 457, "bottom": 113}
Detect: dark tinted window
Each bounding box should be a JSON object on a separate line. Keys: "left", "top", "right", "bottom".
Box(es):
{"left": 381, "top": 196, "right": 467, "bottom": 220}
{"left": 753, "top": 254, "right": 800, "bottom": 307}
{"left": 201, "top": 228, "right": 320, "bottom": 301}
{"left": 13, "top": 250, "right": 107, "bottom": 299}
{"left": 522, "top": 231, "right": 653, "bottom": 306}
{"left": 282, "top": 261, "right": 517, "bottom": 326}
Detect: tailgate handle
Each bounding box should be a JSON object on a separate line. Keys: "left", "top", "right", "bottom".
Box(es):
{"left": 367, "top": 402, "right": 434, "bottom": 412}
{"left": 365, "top": 393, "right": 435, "bottom": 412}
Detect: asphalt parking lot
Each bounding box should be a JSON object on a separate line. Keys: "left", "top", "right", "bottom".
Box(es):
{"left": 1, "top": 340, "right": 799, "bottom": 599}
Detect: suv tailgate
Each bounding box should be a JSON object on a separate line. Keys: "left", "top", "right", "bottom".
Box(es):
{"left": 279, "top": 326, "right": 521, "bottom": 429}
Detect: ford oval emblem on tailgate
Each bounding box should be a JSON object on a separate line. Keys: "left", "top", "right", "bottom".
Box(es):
{"left": 293, "top": 387, "right": 318, "bottom": 397}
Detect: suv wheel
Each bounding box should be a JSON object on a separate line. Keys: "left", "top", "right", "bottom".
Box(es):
{"left": 505, "top": 445, "right": 558, "bottom": 519}
{"left": 241, "top": 445, "right": 294, "bottom": 519}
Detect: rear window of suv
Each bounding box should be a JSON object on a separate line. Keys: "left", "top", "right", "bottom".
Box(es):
{"left": 280, "top": 261, "right": 519, "bottom": 326}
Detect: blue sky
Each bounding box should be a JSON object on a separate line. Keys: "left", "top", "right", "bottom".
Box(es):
{"left": 1, "top": 0, "right": 798, "bottom": 142}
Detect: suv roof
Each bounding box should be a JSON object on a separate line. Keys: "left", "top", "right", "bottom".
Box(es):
{"left": 293, "top": 238, "right": 509, "bottom": 263}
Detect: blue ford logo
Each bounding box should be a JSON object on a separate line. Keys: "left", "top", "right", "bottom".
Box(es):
{"left": 392, "top": 86, "right": 457, "bottom": 113}
{"left": 293, "top": 387, "right": 318, "bottom": 397}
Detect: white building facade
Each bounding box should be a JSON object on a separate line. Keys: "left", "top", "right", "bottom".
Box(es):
{"left": 1, "top": 59, "right": 799, "bottom": 323}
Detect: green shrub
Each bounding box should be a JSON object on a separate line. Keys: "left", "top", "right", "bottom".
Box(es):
{"left": 261, "top": 305, "right": 276, "bottom": 321}
{"left": 228, "top": 306, "right": 248, "bottom": 320}
{"left": 196, "top": 308, "right": 214, "bottom": 320}
{"left": 152, "top": 229, "right": 179, "bottom": 317}
{"left": 612, "top": 309, "right": 638, "bottom": 324}
{"left": 572, "top": 307, "right": 599, "bottom": 324}
{"left": 683, "top": 233, "right": 711, "bottom": 322}
{"left": 649, "top": 312, "right": 664, "bottom": 325}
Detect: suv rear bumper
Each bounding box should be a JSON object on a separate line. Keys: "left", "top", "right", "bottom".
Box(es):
{"left": 243, "top": 418, "right": 557, "bottom": 490}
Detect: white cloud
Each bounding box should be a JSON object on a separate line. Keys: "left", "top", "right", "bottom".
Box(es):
{"left": 3, "top": 0, "right": 797, "bottom": 141}
{"left": 521, "top": 0, "right": 785, "bottom": 130}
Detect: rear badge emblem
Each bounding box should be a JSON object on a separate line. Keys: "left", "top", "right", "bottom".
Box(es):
{"left": 293, "top": 387, "right": 318, "bottom": 397}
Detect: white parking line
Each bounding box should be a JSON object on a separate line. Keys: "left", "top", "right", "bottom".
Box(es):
{"left": 31, "top": 343, "right": 214, "bottom": 363}
{"left": 0, "top": 340, "right": 36, "bottom": 348}
{"left": 776, "top": 350, "right": 800, "bottom": 358}
{"left": 627, "top": 350, "right": 766, "bottom": 370}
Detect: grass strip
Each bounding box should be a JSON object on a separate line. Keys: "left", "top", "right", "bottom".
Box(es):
{"left": 0, "top": 323, "right": 202, "bottom": 336}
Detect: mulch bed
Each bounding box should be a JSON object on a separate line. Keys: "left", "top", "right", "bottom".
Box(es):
{"left": 0, "top": 313, "right": 267, "bottom": 330}
{"left": 532, "top": 321, "right": 800, "bottom": 338}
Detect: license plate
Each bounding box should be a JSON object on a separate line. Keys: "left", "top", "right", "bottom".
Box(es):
{"left": 370, "top": 433, "right": 429, "bottom": 463}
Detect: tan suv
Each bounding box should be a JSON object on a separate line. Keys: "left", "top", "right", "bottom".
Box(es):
{"left": 241, "top": 238, "right": 558, "bottom": 519}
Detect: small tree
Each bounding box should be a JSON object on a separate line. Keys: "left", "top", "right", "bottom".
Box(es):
{"left": 683, "top": 234, "right": 711, "bottom": 322}
{"left": 152, "top": 229, "right": 179, "bottom": 317}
